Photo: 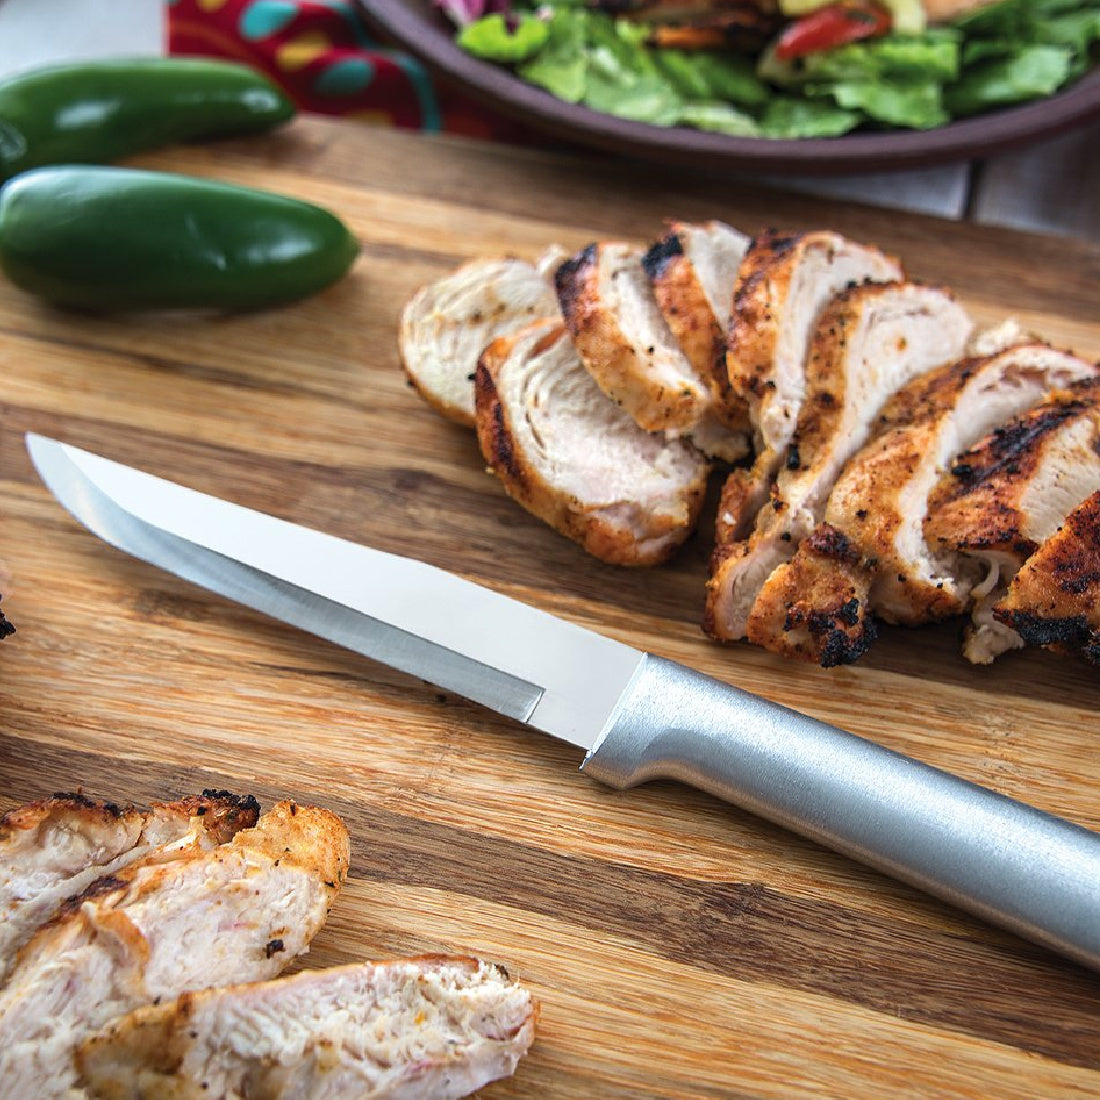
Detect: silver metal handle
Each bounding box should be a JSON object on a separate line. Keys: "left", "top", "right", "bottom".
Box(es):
{"left": 583, "top": 654, "right": 1100, "bottom": 972}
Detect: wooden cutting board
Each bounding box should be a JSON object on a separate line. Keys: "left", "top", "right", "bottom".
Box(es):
{"left": 2, "top": 118, "right": 1099, "bottom": 1098}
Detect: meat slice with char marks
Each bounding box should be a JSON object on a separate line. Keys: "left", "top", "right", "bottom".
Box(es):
{"left": 399, "top": 248, "right": 565, "bottom": 428}
{"left": 706, "top": 281, "right": 973, "bottom": 644}
{"left": 77, "top": 956, "right": 537, "bottom": 1100}
{"left": 648, "top": 9, "right": 782, "bottom": 50}
{"left": 475, "top": 317, "right": 709, "bottom": 566}
{"left": 555, "top": 239, "right": 749, "bottom": 461}
{"left": 924, "top": 382, "right": 1100, "bottom": 663}
{"left": 741, "top": 522, "right": 876, "bottom": 666}
{"left": 717, "top": 229, "right": 904, "bottom": 539}
{"left": 993, "top": 491, "right": 1100, "bottom": 664}
{"left": 0, "top": 790, "right": 259, "bottom": 987}
{"left": 642, "top": 220, "right": 749, "bottom": 424}
{"left": 591, "top": 1, "right": 782, "bottom": 52}
{"left": 0, "top": 800, "right": 349, "bottom": 1100}
{"left": 746, "top": 344, "right": 1098, "bottom": 664}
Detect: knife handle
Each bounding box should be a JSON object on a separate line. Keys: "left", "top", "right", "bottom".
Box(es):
{"left": 582, "top": 654, "right": 1100, "bottom": 972}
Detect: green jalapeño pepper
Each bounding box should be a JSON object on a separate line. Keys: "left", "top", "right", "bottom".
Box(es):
{"left": 0, "top": 58, "right": 296, "bottom": 182}
{"left": 0, "top": 166, "right": 359, "bottom": 312}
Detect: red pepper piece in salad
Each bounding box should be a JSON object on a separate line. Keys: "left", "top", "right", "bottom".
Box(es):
{"left": 774, "top": 0, "right": 893, "bottom": 60}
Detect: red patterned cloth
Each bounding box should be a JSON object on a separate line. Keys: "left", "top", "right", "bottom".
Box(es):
{"left": 166, "top": 0, "right": 529, "bottom": 140}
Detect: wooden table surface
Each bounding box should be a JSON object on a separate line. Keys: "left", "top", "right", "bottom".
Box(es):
{"left": 2, "top": 117, "right": 1100, "bottom": 1099}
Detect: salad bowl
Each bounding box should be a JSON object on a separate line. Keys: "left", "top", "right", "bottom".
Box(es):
{"left": 357, "top": 0, "right": 1100, "bottom": 174}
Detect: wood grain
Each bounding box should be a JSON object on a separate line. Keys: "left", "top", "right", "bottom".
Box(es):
{"left": 1, "top": 119, "right": 1099, "bottom": 1098}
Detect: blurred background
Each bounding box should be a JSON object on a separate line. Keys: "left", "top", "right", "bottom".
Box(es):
{"left": 0, "top": 0, "right": 1096, "bottom": 239}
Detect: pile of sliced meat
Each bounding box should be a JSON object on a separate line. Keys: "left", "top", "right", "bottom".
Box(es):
{"left": 0, "top": 791, "right": 536, "bottom": 1099}
{"left": 400, "top": 223, "right": 1100, "bottom": 669}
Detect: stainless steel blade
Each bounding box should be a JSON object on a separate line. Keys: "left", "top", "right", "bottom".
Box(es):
{"left": 26, "top": 433, "right": 643, "bottom": 750}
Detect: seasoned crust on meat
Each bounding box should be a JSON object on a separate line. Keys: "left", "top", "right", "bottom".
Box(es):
{"left": 0, "top": 800, "right": 348, "bottom": 1099}
{"left": 993, "top": 491, "right": 1100, "bottom": 662}
{"left": 646, "top": 221, "right": 753, "bottom": 462}
{"left": 743, "top": 523, "right": 876, "bottom": 666}
{"left": 856, "top": 345, "right": 1098, "bottom": 624}
{"left": 399, "top": 249, "right": 564, "bottom": 427}
{"left": 555, "top": 240, "right": 749, "bottom": 460}
{"left": 475, "top": 318, "right": 710, "bottom": 566}
{"left": 924, "top": 382, "right": 1100, "bottom": 663}
{"left": 642, "top": 220, "right": 750, "bottom": 428}
{"left": 557, "top": 241, "right": 703, "bottom": 431}
{"left": 706, "top": 281, "right": 973, "bottom": 644}
{"left": 755, "top": 344, "right": 1100, "bottom": 664}
{"left": 719, "top": 229, "right": 904, "bottom": 530}
{"left": 926, "top": 382, "right": 1100, "bottom": 558}
{"left": 0, "top": 791, "right": 260, "bottom": 986}
{"left": 77, "top": 956, "right": 537, "bottom": 1100}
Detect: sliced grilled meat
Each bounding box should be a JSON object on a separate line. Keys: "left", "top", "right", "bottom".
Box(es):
{"left": 706, "top": 281, "right": 973, "bottom": 644}
{"left": 741, "top": 522, "right": 876, "bottom": 666}
{"left": 0, "top": 596, "right": 12, "bottom": 639}
{"left": 753, "top": 344, "right": 1098, "bottom": 663}
{"left": 0, "top": 800, "right": 348, "bottom": 1099}
{"left": 840, "top": 344, "right": 1097, "bottom": 624}
{"left": 78, "top": 956, "right": 537, "bottom": 1100}
{"left": 0, "top": 791, "right": 259, "bottom": 987}
{"left": 592, "top": 0, "right": 783, "bottom": 48}
{"left": 719, "top": 229, "right": 904, "bottom": 537}
{"left": 993, "top": 491, "right": 1100, "bottom": 664}
{"left": 399, "top": 249, "right": 565, "bottom": 427}
{"left": 642, "top": 219, "right": 750, "bottom": 430}
{"left": 555, "top": 240, "right": 749, "bottom": 460}
{"left": 476, "top": 318, "right": 709, "bottom": 566}
{"left": 648, "top": 8, "right": 783, "bottom": 51}
{"left": 925, "top": 383, "right": 1100, "bottom": 663}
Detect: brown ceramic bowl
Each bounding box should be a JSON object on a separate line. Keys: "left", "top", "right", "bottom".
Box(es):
{"left": 356, "top": 0, "right": 1100, "bottom": 175}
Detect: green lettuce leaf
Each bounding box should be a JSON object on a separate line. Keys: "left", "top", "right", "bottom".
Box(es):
{"left": 799, "top": 31, "right": 961, "bottom": 81}
{"left": 818, "top": 78, "right": 949, "bottom": 127}
{"left": 457, "top": 13, "right": 549, "bottom": 63}
{"left": 669, "top": 52, "right": 770, "bottom": 107}
{"left": 1031, "top": 0, "right": 1092, "bottom": 15}
{"left": 953, "top": 0, "right": 1033, "bottom": 36}
{"left": 583, "top": 11, "right": 657, "bottom": 74}
{"left": 945, "top": 42, "right": 1075, "bottom": 114}
{"left": 1037, "top": 7, "right": 1100, "bottom": 57}
{"left": 517, "top": 9, "right": 588, "bottom": 101}
{"left": 584, "top": 65, "right": 683, "bottom": 124}
{"left": 578, "top": 11, "right": 684, "bottom": 124}
{"left": 961, "top": 38, "right": 1020, "bottom": 62}
{"left": 759, "top": 96, "right": 862, "bottom": 137}
{"left": 676, "top": 101, "right": 762, "bottom": 135}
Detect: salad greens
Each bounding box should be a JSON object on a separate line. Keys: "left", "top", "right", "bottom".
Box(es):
{"left": 444, "top": 0, "right": 1100, "bottom": 138}
{"left": 457, "top": 13, "right": 550, "bottom": 61}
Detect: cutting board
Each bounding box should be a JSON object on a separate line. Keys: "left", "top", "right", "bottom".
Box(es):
{"left": 2, "top": 118, "right": 1100, "bottom": 1099}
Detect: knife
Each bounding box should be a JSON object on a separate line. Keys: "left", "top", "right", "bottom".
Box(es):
{"left": 25, "top": 431, "right": 1100, "bottom": 973}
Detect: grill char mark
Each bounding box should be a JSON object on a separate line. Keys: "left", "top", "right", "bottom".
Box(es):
{"left": 553, "top": 244, "right": 597, "bottom": 335}
{"left": 641, "top": 230, "right": 684, "bottom": 282}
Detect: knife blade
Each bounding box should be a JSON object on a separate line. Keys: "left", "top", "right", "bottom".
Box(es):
{"left": 25, "top": 431, "right": 1100, "bottom": 973}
